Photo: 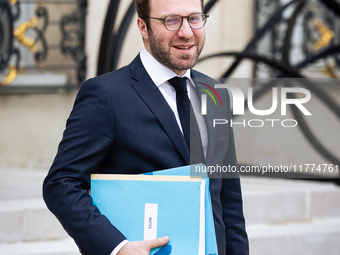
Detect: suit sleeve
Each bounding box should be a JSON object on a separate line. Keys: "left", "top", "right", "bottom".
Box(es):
{"left": 220, "top": 92, "right": 249, "bottom": 255}
{"left": 43, "top": 78, "right": 125, "bottom": 255}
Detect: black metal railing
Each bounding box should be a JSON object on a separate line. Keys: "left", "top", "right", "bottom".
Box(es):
{"left": 0, "top": 0, "right": 87, "bottom": 91}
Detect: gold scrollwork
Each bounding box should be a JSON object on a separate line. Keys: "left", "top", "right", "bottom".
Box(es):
{"left": 0, "top": 66, "right": 25, "bottom": 86}
{"left": 13, "top": 16, "right": 38, "bottom": 53}
{"left": 312, "top": 19, "right": 334, "bottom": 52}
{"left": 320, "top": 63, "right": 339, "bottom": 78}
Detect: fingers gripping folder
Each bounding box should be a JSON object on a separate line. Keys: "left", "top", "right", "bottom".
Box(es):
{"left": 90, "top": 164, "right": 218, "bottom": 255}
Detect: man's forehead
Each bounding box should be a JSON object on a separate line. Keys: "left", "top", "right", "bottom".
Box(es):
{"left": 149, "top": 0, "right": 202, "bottom": 16}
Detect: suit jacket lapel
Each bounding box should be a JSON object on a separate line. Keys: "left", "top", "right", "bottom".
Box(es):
{"left": 129, "top": 55, "right": 190, "bottom": 164}
{"left": 191, "top": 71, "right": 217, "bottom": 165}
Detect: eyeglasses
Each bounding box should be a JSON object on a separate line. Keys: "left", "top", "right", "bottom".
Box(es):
{"left": 145, "top": 13, "right": 209, "bottom": 31}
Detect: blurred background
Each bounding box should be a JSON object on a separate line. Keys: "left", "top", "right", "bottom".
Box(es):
{"left": 0, "top": 0, "right": 339, "bottom": 254}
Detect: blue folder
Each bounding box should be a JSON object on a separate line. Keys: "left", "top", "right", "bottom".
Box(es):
{"left": 144, "top": 164, "right": 218, "bottom": 255}
{"left": 91, "top": 174, "right": 205, "bottom": 255}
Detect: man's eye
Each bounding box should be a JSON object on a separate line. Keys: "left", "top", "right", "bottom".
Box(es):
{"left": 189, "top": 15, "right": 201, "bottom": 23}
{"left": 166, "top": 17, "right": 180, "bottom": 24}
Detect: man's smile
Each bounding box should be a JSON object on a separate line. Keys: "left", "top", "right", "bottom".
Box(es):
{"left": 172, "top": 44, "right": 195, "bottom": 54}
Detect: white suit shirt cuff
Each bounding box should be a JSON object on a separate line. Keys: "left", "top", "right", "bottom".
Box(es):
{"left": 110, "top": 240, "right": 129, "bottom": 255}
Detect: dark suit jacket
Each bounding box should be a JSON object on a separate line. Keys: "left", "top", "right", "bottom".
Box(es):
{"left": 43, "top": 55, "right": 249, "bottom": 255}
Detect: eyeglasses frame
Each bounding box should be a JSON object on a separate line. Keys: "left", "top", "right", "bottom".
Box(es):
{"left": 144, "top": 12, "right": 209, "bottom": 31}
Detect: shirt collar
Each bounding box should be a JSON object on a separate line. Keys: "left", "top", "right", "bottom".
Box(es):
{"left": 140, "top": 47, "right": 191, "bottom": 87}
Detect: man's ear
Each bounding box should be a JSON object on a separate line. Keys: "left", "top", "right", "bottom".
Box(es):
{"left": 137, "top": 17, "right": 148, "bottom": 41}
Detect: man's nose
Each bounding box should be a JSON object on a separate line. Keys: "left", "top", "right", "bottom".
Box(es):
{"left": 177, "top": 18, "right": 194, "bottom": 39}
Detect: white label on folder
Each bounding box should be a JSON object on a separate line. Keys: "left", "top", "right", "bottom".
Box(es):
{"left": 144, "top": 203, "right": 158, "bottom": 240}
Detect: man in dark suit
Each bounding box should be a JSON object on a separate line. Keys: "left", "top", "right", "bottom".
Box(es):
{"left": 43, "top": 0, "right": 249, "bottom": 254}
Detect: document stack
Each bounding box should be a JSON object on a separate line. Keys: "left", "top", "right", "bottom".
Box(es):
{"left": 90, "top": 164, "right": 218, "bottom": 255}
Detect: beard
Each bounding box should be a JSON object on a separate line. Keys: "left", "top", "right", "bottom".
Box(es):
{"left": 147, "top": 28, "right": 204, "bottom": 73}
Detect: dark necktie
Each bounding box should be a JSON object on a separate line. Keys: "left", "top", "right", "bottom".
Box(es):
{"left": 168, "top": 77, "right": 190, "bottom": 150}
{"left": 168, "top": 77, "right": 205, "bottom": 163}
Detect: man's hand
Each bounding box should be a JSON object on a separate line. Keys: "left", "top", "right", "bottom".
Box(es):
{"left": 117, "top": 236, "right": 169, "bottom": 255}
